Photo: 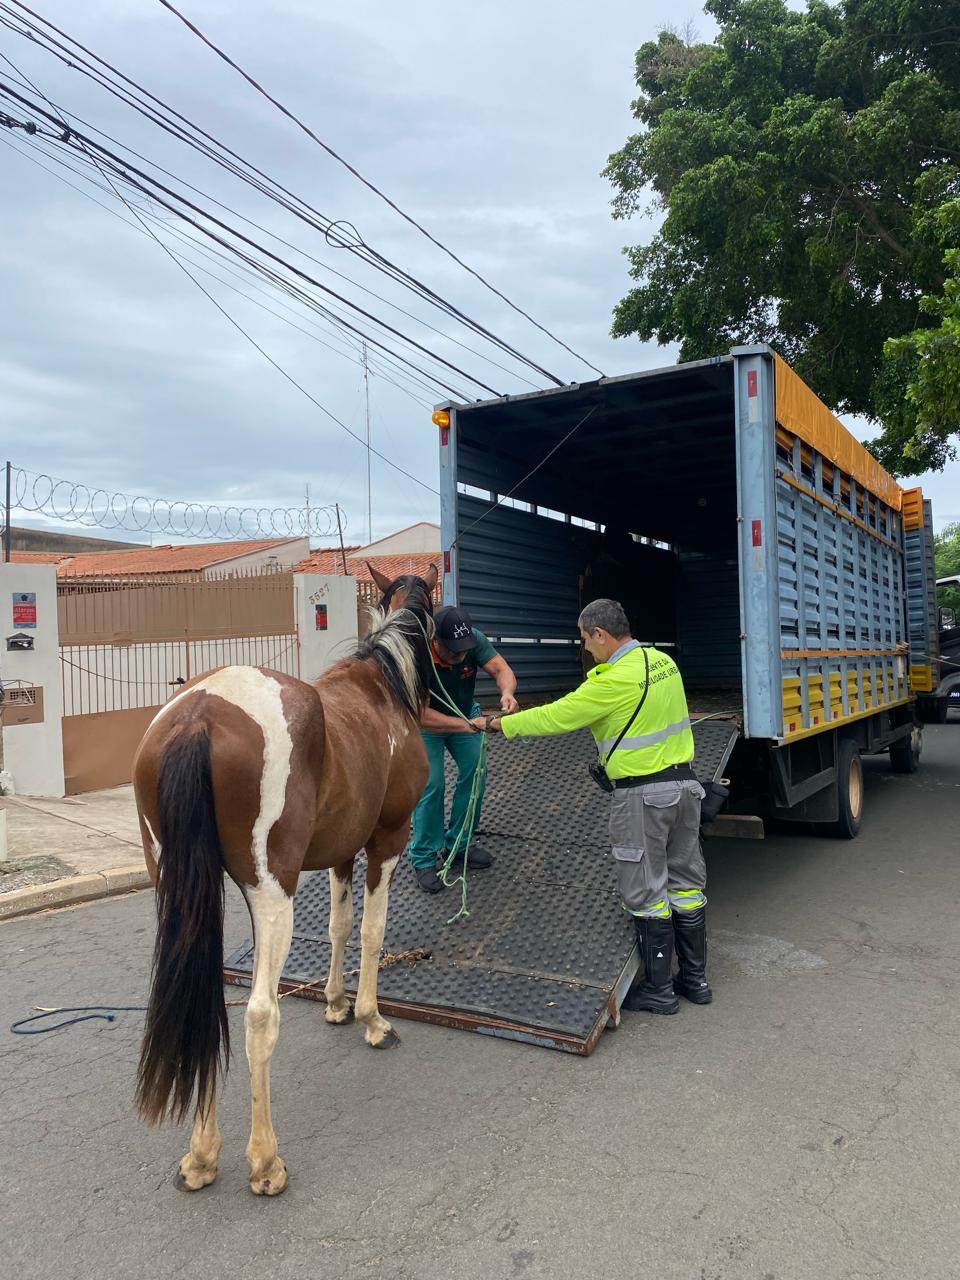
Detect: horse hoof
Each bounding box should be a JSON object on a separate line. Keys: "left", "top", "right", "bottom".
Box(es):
{"left": 325, "top": 1004, "right": 354, "bottom": 1026}
{"left": 249, "top": 1159, "right": 288, "bottom": 1197}
{"left": 175, "top": 1165, "right": 217, "bottom": 1193}
{"left": 370, "top": 1027, "right": 401, "bottom": 1050}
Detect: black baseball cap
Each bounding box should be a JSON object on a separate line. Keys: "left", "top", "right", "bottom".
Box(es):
{"left": 434, "top": 605, "right": 475, "bottom": 653}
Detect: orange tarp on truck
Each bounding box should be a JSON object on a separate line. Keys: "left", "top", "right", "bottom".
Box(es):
{"left": 773, "top": 354, "right": 902, "bottom": 510}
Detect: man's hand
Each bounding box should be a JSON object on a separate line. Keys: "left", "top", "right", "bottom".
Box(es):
{"left": 423, "top": 707, "right": 479, "bottom": 734}
{"left": 499, "top": 692, "right": 519, "bottom": 714}
{"left": 471, "top": 715, "right": 502, "bottom": 733}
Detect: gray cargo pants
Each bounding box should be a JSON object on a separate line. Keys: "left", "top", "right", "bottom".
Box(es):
{"left": 608, "top": 779, "right": 707, "bottom": 918}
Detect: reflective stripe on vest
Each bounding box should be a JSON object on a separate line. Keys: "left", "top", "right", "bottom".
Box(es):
{"left": 598, "top": 716, "right": 692, "bottom": 756}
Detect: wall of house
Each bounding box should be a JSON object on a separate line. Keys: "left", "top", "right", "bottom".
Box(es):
{"left": 0, "top": 565, "right": 357, "bottom": 798}
{"left": 353, "top": 523, "right": 440, "bottom": 557}
{"left": 0, "top": 564, "right": 65, "bottom": 797}
{"left": 201, "top": 537, "right": 310, "bottom": 577}
{"left": 296, "top": 574, "right": 359, "bottom": 682}
{"left": 9, "top": 526, "right": 141, "bottom": 554}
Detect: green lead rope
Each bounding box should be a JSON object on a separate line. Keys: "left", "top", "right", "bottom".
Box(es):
{"left": 412, "top": 613, "right": 490, "bottom": 923}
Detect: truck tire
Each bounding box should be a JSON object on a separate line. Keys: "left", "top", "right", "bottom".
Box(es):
{"left": 822, "top": 738, "right": 863, "bottom": 839}
{"left": 890, "top": 726, "right": 922, "bottom": 773}
{"left": 920, "top": 696, "right": 948, "bottom": 724}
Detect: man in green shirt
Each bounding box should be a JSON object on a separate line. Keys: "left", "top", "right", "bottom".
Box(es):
{"left": 409, "top": 605, "right": 519, "bottom": 893}
{"left": 477, "top": 598, "right": 710, "bottom": 1014}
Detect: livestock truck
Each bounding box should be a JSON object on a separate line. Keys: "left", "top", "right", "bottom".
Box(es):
{"left": 434, "top": 344, "right": 942, "bottom": 838}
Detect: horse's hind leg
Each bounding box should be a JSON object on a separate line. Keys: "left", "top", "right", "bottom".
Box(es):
{"left": 325, "top": 858, "right": 356, "bottom": 1025}
{"left": 355, "top": 831, "right": 403, "bottom": 1049}
{"left": 177, "top": 1083, "right": 221, "bottom": 1192}
{"left": 243, "top": 881, "right": 294, "bottom": 1196}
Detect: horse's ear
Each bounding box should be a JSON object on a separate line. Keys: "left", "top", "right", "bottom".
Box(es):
{"left": 423, "top": 563, "right": 439, "bottom": 592}
{"left": 367, "top": 562, "right": 394, "bottom": 593}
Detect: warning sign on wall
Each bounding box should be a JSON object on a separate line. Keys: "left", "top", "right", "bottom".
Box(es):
{"left": 12, "top": 592, "right": 37, "bottom": 628}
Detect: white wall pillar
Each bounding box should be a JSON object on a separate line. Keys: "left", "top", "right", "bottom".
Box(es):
{"left": 295, "top": 574, "right": 359, "bottom": 684}
{"left": 0, "top": 564, "right": 65, "bottom": 797}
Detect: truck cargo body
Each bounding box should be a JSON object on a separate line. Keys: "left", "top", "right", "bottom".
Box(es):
{"left": 905, "top": 496, "right": 954, "bottom": 723}
{"left": 437, "top": 344, "right": 935, "bottom": 836}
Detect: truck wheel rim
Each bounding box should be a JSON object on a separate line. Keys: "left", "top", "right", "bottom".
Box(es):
{"left": 849, "top": 756, "right": 863, "bottom": 820}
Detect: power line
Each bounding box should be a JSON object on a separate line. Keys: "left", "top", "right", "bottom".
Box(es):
{"left": 156, "top": 0, "right": 606, "bottom": 380}
{"left": 1, "top": 128, "right": 436, "bottom": 409}
{"left": 1, "top": 87, "right": 440, "bottom": 497}
{"left": 0, "top": 10, "right": 541, "bottom": 393}
{"left": 2, "top": 1, "right": 563, "bottom": 388}
{"left": 4, "top": 92, "right": 462, "bottom": 419}
{"left": 0, "top": 13, "right": 512, "bottom": 394}
{"left": 0, "top": 76, "right": 489, "bottom": 402}
{"left": 452, "top": 406, "right": 599, "bottom": 549}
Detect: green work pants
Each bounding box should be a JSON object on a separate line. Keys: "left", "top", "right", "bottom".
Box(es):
{"left": 408, "top": 707, "right": 486, "bottom": 869}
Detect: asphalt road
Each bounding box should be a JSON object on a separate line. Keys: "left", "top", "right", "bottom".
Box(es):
{"left": 2, "top": 720, "right": 958, "bottom": 1280}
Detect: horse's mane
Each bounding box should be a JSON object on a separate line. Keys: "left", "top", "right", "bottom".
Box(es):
{"left": 354, "top": 598, "right": 434, "bottom": 718}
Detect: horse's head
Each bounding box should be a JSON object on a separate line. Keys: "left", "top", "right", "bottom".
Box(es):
{"left": 355, "top": 566, "right": 437, "bottom": 718}
{"left": 367, "top": 562, "right": 439, "bottom": 615}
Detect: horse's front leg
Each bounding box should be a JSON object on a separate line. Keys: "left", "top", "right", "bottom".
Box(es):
{"left": 243, "top": 881, "right": 294, "bottom": 1195}
{"left": 355, "top": 835, "right": 403, "bottom": 1049}
{"left": 325, "top": 858, "right": 356, "bottom": 1025}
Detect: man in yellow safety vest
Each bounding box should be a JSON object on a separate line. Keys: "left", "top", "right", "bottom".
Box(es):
{"left": 475, "top": 597, "right": 711, "bottom": 1013}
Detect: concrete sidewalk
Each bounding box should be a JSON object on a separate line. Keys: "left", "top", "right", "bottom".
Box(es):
{"left": 0, "top": 784, "right": 149, "bottom": 920}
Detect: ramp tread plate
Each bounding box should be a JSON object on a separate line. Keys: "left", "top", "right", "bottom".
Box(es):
{"left": 224, "top": 719, "right": 737, "bottom": 1052}
{"left": 475, "top": 721, "right": 739, "bottom": 848}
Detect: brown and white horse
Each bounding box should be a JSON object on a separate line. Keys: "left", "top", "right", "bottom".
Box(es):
{"left": 133, "top": 576, "right": 435, "bottom": 1196}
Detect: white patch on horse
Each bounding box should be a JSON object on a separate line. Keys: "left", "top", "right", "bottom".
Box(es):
{"left": 355, "top": 854, "right": 400, "bottom": 1045}
{"left": 167, "top": 666, "right": 292, "bottom": 891}
{"left": 387, "top": 731, "right": 398, "bottom": 758}
{"left": 143, "top": 816, "right": 161, "bottom": 859}
{"left": 243, "top": 879, "right": 294, "bottom": 1193}
{"left": 148, "top": 690, "right": 187, "bottom": 724}
{"left": 324, "top": 867, "right": 355, "bottom": 1022}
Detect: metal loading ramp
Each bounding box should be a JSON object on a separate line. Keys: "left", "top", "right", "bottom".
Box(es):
{"left": 223, "top": 718, "right": 739, "bottom": 1055}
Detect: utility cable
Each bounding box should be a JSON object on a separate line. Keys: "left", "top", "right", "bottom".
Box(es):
{"left": 1, "top": 85, "right": 439, "bottom": 495}
{"left": 3, "top": 1, "right": 563, "bottom": 387}
{"left": 452, "top": 405, "right": 599, "bottom": 549}
{"left": 155, "top": 0, "right": 605, "bottom": 380}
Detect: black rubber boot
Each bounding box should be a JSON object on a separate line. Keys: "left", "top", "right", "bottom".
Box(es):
{"left": 446, "top": 843, "right": 494, "bottom": 870}
{"left": 673, "top": 907, "right": 713, "bottom": 1004}
{"left": 621, "top": 916, "right": 680, "bottom": 1014}
{"left": 414, "top": 864, "right": 444, "bottom": 894}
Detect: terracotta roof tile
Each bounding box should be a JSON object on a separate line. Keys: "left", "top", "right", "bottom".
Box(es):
{"left": 293, "top": 550, "right": 440, "bottom": 586}
{"left": 7, "top": 551, "right": 69, "bottom": 563}
{"left": 55, "top": 538, "right": 302, "bottom": 578}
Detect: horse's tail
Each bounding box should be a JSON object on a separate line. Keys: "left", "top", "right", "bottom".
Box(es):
{"left": 136, "top": 724, "right": 229, "bottom": 1125}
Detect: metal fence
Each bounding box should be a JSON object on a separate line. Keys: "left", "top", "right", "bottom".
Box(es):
{"left": 57, "top": 570, "right": 299, "bottom": 792}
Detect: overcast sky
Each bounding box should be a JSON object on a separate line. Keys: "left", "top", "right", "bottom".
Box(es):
{"left": 1, "top": 0, "right": 956, "bottom": 546}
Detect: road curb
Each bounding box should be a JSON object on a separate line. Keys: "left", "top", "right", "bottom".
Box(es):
{"left": 0, "top": 863, "right": 151, "bottom": 922}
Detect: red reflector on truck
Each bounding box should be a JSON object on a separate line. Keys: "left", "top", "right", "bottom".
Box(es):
{"left": 747, "top": 370, "right": 758, "bottom": 397}
{"left": 752, "top": 520, "right": 762, "bottom": 547}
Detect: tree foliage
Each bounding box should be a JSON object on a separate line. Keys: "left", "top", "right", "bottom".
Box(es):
{"left": 935, "top": 520, "right": 960, "bottom": 614}
{"left": 605, "top": 0, "right": 960, "bottom": 474}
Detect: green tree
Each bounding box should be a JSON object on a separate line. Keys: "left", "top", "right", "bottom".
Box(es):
{"left": 873, "top": 204, "right": 960, "bottom": 474}
{"left": 935, "top": 521, "right": 960, "bottom": 615}
{"left": 605, "top": 0, "right": 960, "bottom": 474}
